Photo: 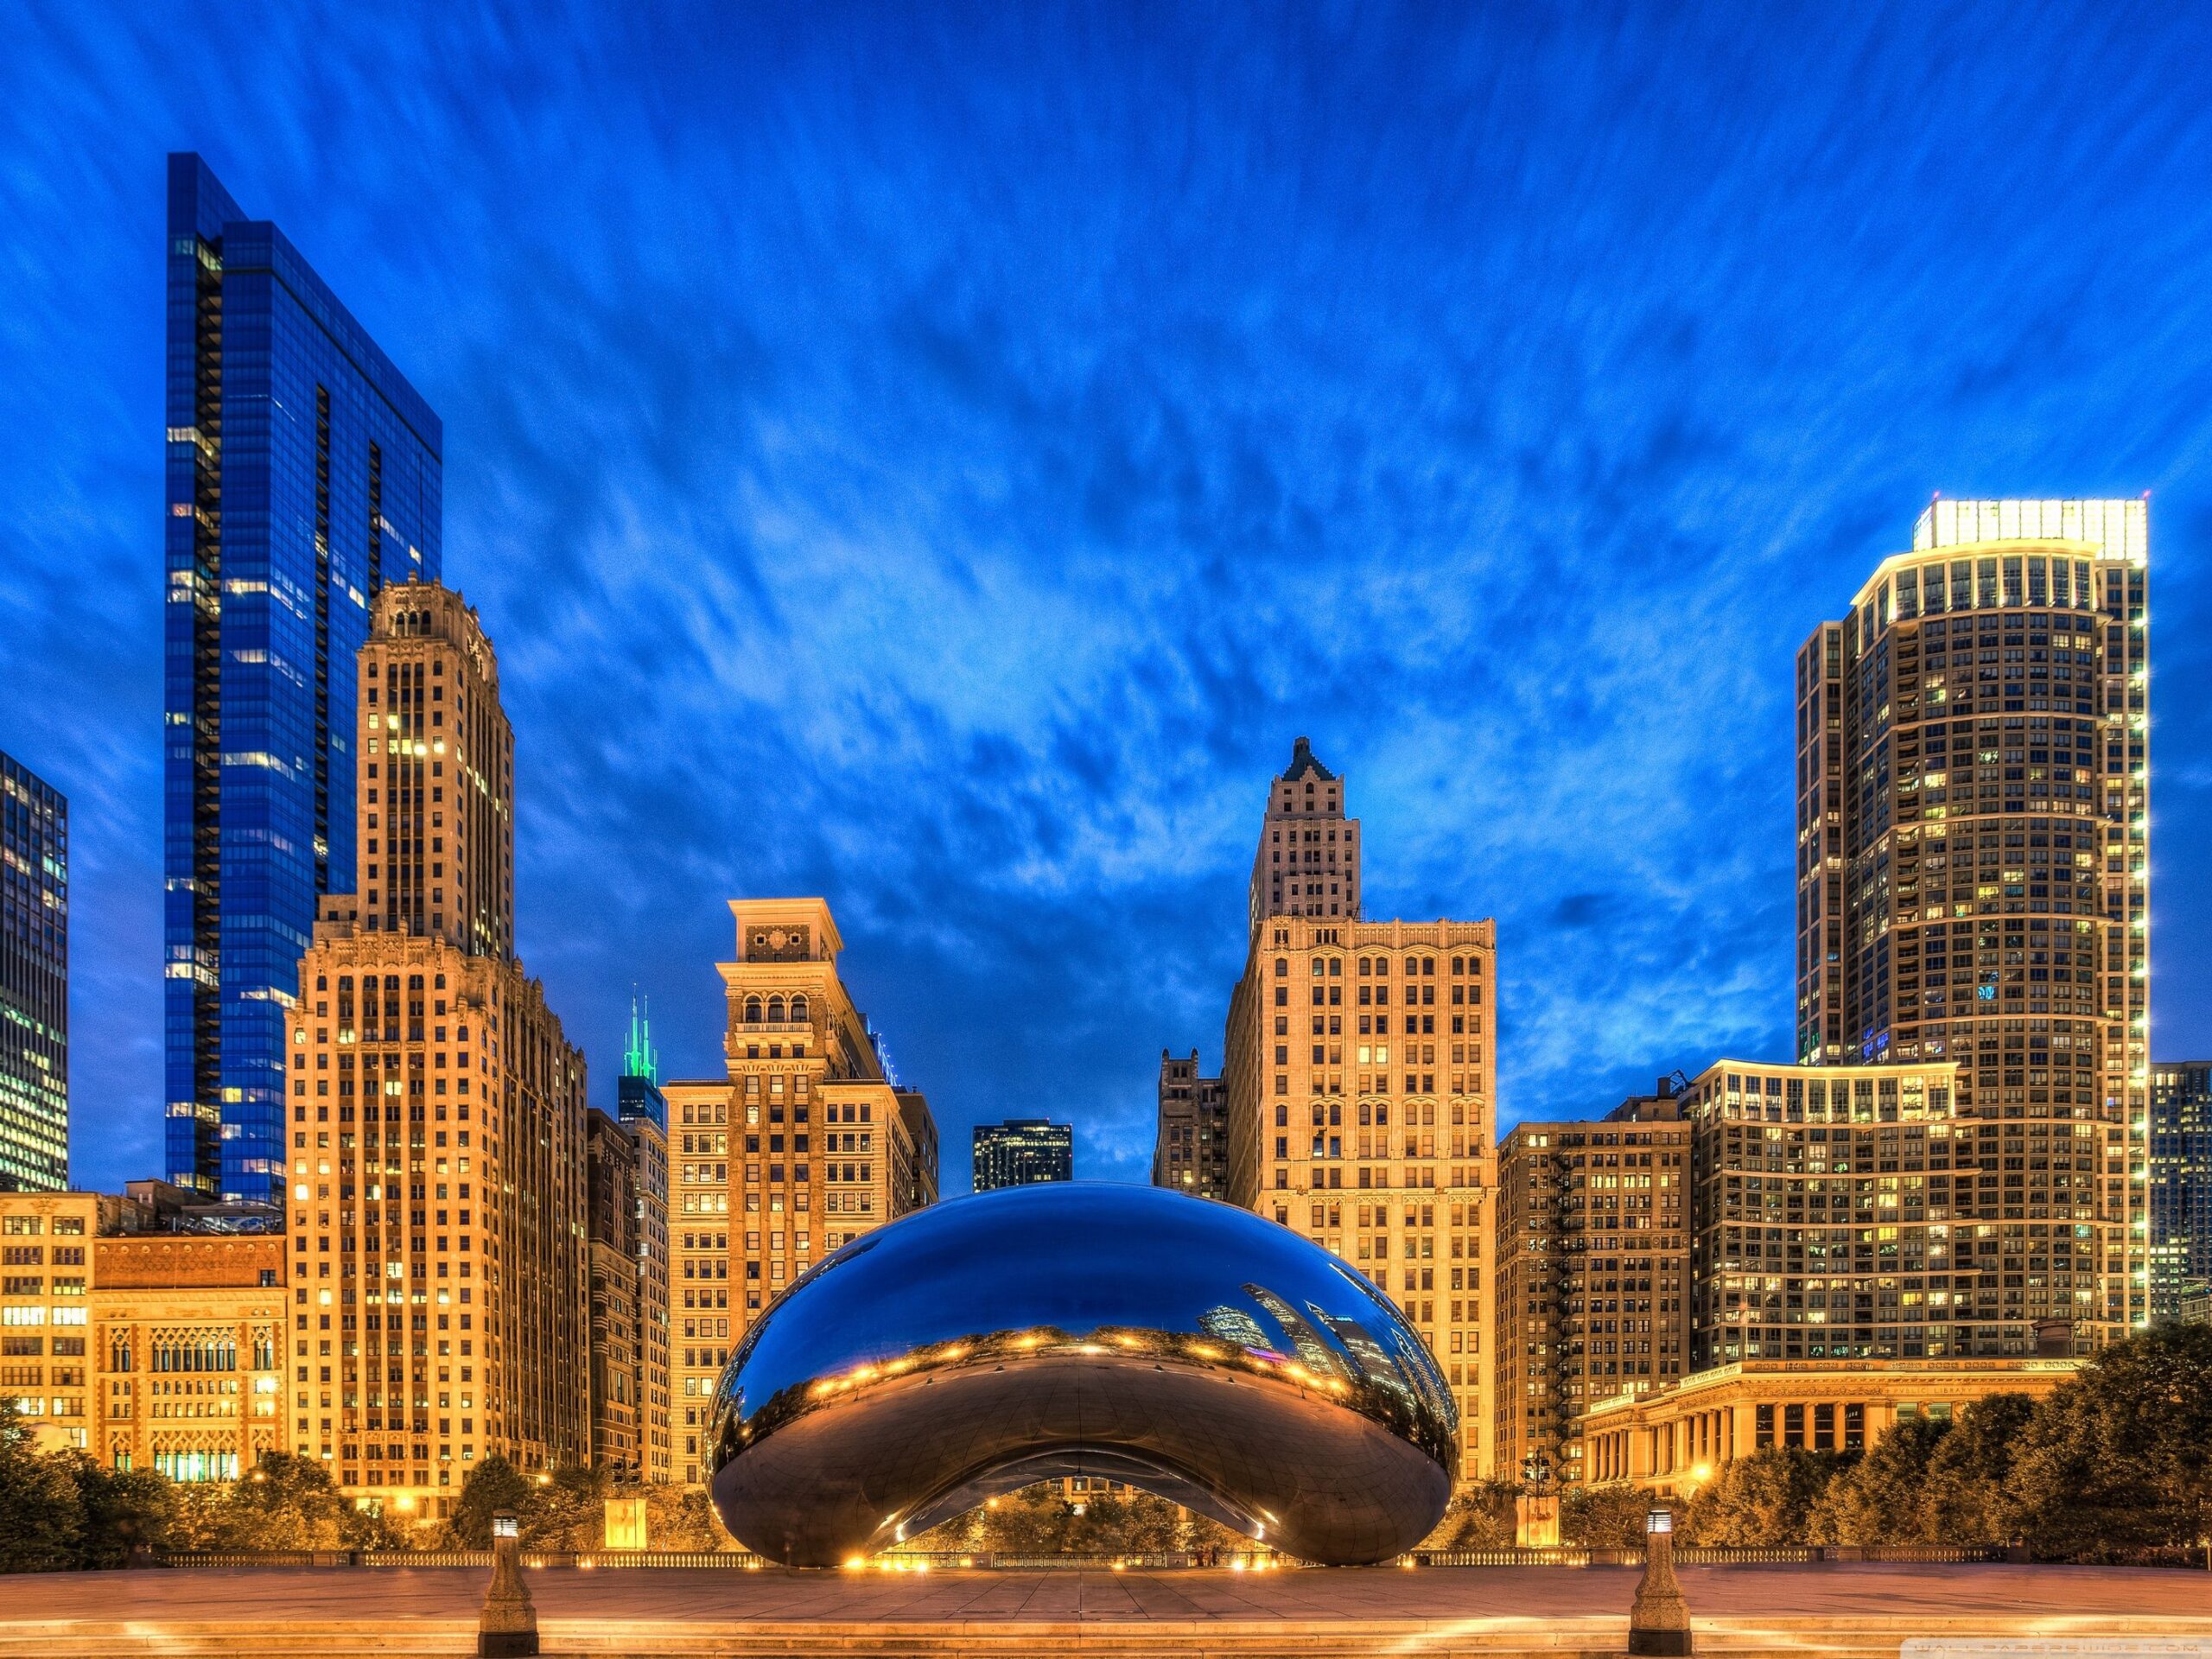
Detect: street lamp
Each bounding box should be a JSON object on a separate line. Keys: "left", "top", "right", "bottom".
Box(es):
{"left": 1629, "top": 1508, "right": 1691, "bottom": 1656}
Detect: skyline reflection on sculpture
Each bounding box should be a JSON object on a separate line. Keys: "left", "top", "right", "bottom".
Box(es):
{"left": 706, "top": 1185, "right": 1456, "bottom": 1565}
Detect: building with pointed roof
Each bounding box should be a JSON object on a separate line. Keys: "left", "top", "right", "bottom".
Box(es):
{"left": 1247, "top": 737, "right": 1362, "bottom": 936}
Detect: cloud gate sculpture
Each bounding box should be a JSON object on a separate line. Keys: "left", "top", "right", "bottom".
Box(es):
{"left": 706, "top": 1183, "right": 1457, "bottom": 1567}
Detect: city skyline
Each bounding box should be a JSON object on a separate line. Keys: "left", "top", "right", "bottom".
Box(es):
{"left": 5, "top": 8, "right": 2212, "bottom": 1197}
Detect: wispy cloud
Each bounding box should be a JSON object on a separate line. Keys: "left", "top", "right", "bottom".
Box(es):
{"left": 3, "top": 1, "right": 2211, "bottom": 1191}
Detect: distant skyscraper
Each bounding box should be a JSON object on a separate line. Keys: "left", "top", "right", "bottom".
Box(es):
{"left": 1794, "top": 499, "right": 2149, "bottom": 1338}
{"left": 971, "top": 1119, "right": 1074, "bottom": 1191}
{"left": 2151, "top": 1062, "right": 2211, "bottom": 1323}
{"left": 617, "top": 994, "right": 667, "bottom": 1135}
{"left": 1248, "top": 737, "right": 1361, "bottom": 935}
{"left": 0, "top": 752, "right": 67, "bottom": 1192}
{"left": 1152, "top": 1050, "right": 1229, "bottom": 1199}
{"left": 163, "top": 153, "right": 443, "bottom": 1202}
{"left": 1220, "top": 740, "right": 1498, "bottom": 1480}
{"left": 616, "top": 993, "right": 672, "bottom": 1482}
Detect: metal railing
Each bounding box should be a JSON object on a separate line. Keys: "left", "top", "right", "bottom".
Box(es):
{"left": 1408, "top": 1544, "right": 2010, "bottom": 1567}
{"left": 159, "top": 1548, "right": 766, "bottom": 1570}
{"left": 160, "top": 1542, "right": 2197, "bottom": 1572}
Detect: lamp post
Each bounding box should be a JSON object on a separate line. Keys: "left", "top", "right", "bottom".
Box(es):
{"left": 1628, "top": 1507, "right": 1691, "bottom": 1656}
{"left": 1515, "top": 1452, "right": 1559, "bottom": 1548}
{"left": 479, "top": 1510, "right": 538, "bottom": 1658}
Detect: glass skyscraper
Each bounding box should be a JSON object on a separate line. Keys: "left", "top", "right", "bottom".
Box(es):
{"left": 971, "top": 1118, "right": 1074, "bottom": 1191}
{"left": 0, "top": 750, "right": 68, "bottom": 1192}
{"left": 163, "top": 153, "right": 442, "bottom": 1202}
{"left": 2151, "top": 1062, "right": 2211, "bottom": 1323}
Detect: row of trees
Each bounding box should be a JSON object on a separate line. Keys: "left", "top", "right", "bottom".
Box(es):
{"left": 1553, "top": 1323, "right": 2212, "bottom": 1556}
{"left": 0, "top": 1418, "right": 740, "bottom": 1572}
{"left": 3, "top": 1325, "right": 2202, "bottom": 1570}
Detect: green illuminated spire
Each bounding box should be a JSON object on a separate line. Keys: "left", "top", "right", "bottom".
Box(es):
{"left": 622, "top": 989, "right": 658, "bottom": 1085}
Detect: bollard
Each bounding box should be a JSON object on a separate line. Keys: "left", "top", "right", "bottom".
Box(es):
{"left": 479, "top": 1511, "right": 538, "bottom": 1659}
{"left": 1627, "top": 1508, "right": 1692, "bottom": 1657}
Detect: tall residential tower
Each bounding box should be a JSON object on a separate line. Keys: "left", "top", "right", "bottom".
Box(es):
{"left": 615, "top": 996, "right": 673, "bottom": 1482}
{"left": 1794, "top": 499, "right": 2150, "bottom": 1342}
{"left": 164, "top": 154, "right": 443, "bottom": 1203}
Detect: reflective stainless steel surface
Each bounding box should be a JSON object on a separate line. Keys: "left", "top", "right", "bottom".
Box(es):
{"left": 708, "top": 1183, "right": 1457, "bottom": 1566}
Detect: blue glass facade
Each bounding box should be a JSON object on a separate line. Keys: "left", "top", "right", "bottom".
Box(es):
{"left": 0, "top": 750, "right": 68, "bottom": 1192}
{"left": 163, "top": 154, "right": 442, "bottom": 1202}
{"left": 2150, "top": 1062, "right": 2212, "bottom": 1323}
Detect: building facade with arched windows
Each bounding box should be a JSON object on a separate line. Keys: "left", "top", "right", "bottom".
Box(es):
{"left": 0, "top": 1191, "right": 286, "bottom": 1479}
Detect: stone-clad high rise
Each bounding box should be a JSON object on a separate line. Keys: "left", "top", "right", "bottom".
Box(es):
{"left": 1219, "top": 741, "right": 1498, "bottom": 1480}
{"left": 1794, "top": 499, "right": 2150, "bottom": 1340}
{"left": 1247, "top": 736, "right": 1362, "bottom": 932}
{"left": 664, "top": 899, "right": 938, "bottom": 1486}
{"left": 285, "top": 582, "right": 588, "bottom": 1515}
{"left": 1152, "top": 1051, "right": 1229, "bottom": 1200}
{"left": 164, "top": 154, "right": 443, "bottom": 1204}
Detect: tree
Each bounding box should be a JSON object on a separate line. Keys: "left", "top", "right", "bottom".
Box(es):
{"left": 620, "top": 1484, "right": 736, "bottom": 1552}
{"left": 68, "top": 1462, "right": 179, "bottom": 1567}
{"left": 1809, "top": 1418, "right": 1943, "bottom": 1544}
{"left": 0, "top": 1404, "right": 86, "bottom": 1573}
{"left": 340, "top": 1498, "right": 413, "bottom": 1550}
{"left": 525, "top": 1465, "right": 608, "bottom": 1549}
{"left": 1918, "top": 1392, "right": 2033, "bottom": 1545}
{"left": 207, "top": 1452, "right": 352, "bottom": 1549}
{"left": 1683, "top": 1448, "right": 1843, "bottom": 1545}
{"left": 1561, "top": 1483, "right": 1654, "bottom": 1548}
{"left": 447, "top": 1454, "right": 536, "bottom": 1548}
{"left": 2006, "top": 1323, "right": 2212, "bottom": 1557}
{"left": 1420, "top": 1479, "right": 1517, "bottom": 1548}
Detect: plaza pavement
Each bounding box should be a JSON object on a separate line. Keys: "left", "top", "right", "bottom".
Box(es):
{"left": 0, "top": 1560, "right": 2208, "bottom": 1655}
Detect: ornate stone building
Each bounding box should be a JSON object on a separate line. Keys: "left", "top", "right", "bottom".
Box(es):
{"left": 1151, "top": 1050, "right": 1229, "bottom": 1199}
{"left": 1220, "top": 741, "right": 1499, "bottom": 1480}
{"left": 1582, "top": 1356, "right": 2078, "bottom": 1498}
{"left": 664, "top": 899, "right": 939, "bottom": 1486}
{"left": 1, "top": 1190, "right": 285, "bottom": 1481}
{"left": 285, "top": 582, "right": 589, "bottom": 1516}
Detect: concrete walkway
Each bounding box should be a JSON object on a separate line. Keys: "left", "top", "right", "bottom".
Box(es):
{"left": 0, "top": 1562, "right": 2206, "bottom": 1656}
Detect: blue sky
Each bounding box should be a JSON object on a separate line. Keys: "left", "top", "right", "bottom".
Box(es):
{"left": 5, "top": 3, "right": 2212, "bottom": 1194}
